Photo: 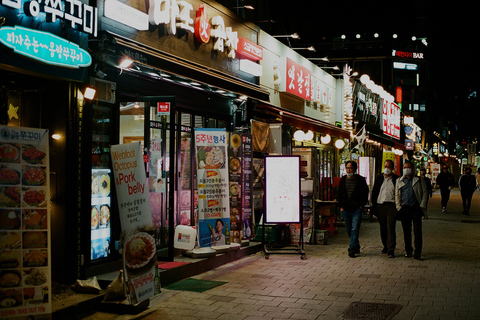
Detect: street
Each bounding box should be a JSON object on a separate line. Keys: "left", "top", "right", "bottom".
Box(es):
{"left": 80, "top": 189, "right": 480, "bottom": 320}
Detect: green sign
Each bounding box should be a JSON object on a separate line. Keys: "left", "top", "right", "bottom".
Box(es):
{"left": 0, "top": 26, "right": 92, "bottom": 68}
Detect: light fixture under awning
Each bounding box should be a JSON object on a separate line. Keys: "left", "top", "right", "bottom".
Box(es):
{"left": 102, "top": 32, "right": 270, "bottom": 102}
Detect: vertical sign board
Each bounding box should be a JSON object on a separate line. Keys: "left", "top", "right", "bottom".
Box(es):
{"left": 0, "top": 126, "right": 51, "bottom": 318}
{"left": 111, "top": 142, "right": 155, "bottom": 305}
{"left": 195, "top": 129, "right": 230, "bottom": 247}
{"left": 265, "top": 156, "right": 301, "bottom": 224}
{"left": 241, "top": 134, "right": 253, "bottom": 240}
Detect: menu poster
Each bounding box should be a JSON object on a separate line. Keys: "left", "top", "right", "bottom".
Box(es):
{"left": 0, "top": 126, "right": 51, "bottom": 319}
{"left": 110, "top": 142, "right": 154, "bottom": 305}
{"left": 195, "top": 129, "right": 230, "bottom": 247}
{"left": 241, "top": 134, "right": 253, "bottom": 240}
{"left": 265, "top": 156, "right": 301, "bottom": 224}
{"left": 91, "top": 168, "right": 112, "bottom": 261}
{"left": 228, "top": 132, "right": 242, "bottom": 244}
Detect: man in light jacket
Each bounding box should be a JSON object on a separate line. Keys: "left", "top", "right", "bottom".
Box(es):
{"left": 395, "top": 161, "right": 428, "bottom": 260}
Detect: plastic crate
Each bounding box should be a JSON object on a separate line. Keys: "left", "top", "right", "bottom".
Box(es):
{"left": 253, "top": 225, "right": 276, "bottom": 242}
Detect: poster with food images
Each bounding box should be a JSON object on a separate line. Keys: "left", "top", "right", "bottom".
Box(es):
{"left": 195, "top": 129, "right": 231, "bottom": 247}
{"left": 0, "top": 126, "right": 51, "bottom": 319}
{"left": 110, "top": 142, "right": 155, "bottom": 305}
{"left": 228, "top": 132, "right": 242, "bottom": 244}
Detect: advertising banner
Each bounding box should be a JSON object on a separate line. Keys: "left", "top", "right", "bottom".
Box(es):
{"left": 195, "top": 129, "right": 230, "bottom": 247}
{"left": 382, "top": 100, "right": 400, "bottom": 140}
{"left": 279, "top": 58, "right": 312, "bottom": 101}
{"left": 0, "top": 126, "right": 51, "bottom": 319}
{"left": 111, "top": 142, "right": 155, "bottom": 305}
{"left": 241, "top": 134, "right": 253, "bottom": 240}
{"left": 228, "top": 132, "right": 242, "bottom": 244}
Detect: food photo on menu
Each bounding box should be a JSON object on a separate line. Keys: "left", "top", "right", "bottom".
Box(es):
{"left": 196, "top": 146, "right": 226, "bottom": 169}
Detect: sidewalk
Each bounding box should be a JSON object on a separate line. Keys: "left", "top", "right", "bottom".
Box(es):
{"left": 77, "top": 189, "right": 480, "bottom": 320}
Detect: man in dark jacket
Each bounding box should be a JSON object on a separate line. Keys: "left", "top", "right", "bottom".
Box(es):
{"left": 371, "top": 160, "right": 399, "bottom": 258}
{"left": 435, "top": 165, "right": 455, "bottom": 213}
{"left": 459, "top": 167, "right": 476, "bottom": 215}
{"left": 338, "top": 160, "right": 369, "bottom": 258}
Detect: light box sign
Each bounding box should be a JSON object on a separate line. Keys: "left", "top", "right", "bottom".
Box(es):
{"left": 279, "top": 58, "right": 312, "bottom": 101}
{"left": 0, "top": 26, "right": 92, "bottom": 68}
{"left": 382, "top": 100, "right": 400, "bottom": 140}
{"left": 265, "top": 156, "right": 301, "bottom": 224}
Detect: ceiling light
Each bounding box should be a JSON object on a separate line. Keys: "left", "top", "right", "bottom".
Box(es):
{"left": 119, "top": 58, "right": 134, "bottom": 69}
{"left": 356, "top": 34, "right": 361, "bottom": 39}
{"left": 308, "top": 57, "right": 329, "bottom": 62}
{"left": 411, "top": 36, "right": 416, "bottom": 41}
{"left": 374, "top": 33, "right": 379, "bottom": 38}
{"left": 273, "top": 33, "right": 300, "bottom": 39}
{"left": 230, "top": 5, "right": 254, "bottom": 9}
{"left": 52, "top": 134, "right": 62, "bottom": 140}
{"left": 321, "top": 66, "right": 340, "bottom": 70}
{"left": 393, "top": 34, "right": 398, "bottom": 39}
{"left": 341, "top": 34, "right": 346, "bottom": 40}
{"left": 292, "top": 46, "right": 315, "bottom": 52}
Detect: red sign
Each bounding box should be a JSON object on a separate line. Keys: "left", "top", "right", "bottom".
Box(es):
{"left": 284, "top": 58, "right": 311, "bottom": 101}
{"left": 382, "top": 101, "right": 400, "bottom": 140}
{"left": 194, "top": 4, "right": 210, "bottom": 43}
{"left": 157, "top": 102, "right": 170, "bottom": 114}
{"left": 237, "top": 38, "right": 263, "bottom": 61}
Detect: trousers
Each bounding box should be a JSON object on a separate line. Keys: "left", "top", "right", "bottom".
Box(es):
{"left": 375, "top": 203, "right": 397, "bottom": 252}
{"left": 400, "top": 205, "right": 423, "bottom": 256}
{"left": 440, "top": 188, "right": 450, "bottom": 208}
{"left": 341, "top": 208, "right": 362, "bottom": 251}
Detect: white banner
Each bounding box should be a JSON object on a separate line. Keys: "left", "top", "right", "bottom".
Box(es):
{"left": 111, "top": 142, "right": 154, "bottom": 304}
{"left": 195, "top": 129, "right": 230, "bottom": 247}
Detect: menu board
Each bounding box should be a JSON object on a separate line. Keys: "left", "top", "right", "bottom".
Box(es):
{"left": 195, "top": 129, "right": 230, "bottom": 247}
{"left": 0, "top": 126, "right": 51, "bottom": 318}
{"left": 265, "top": 156, "right": 300, "bottom": 224}
{"left": 91, "top": 168, "right": 112, "bottom": 260}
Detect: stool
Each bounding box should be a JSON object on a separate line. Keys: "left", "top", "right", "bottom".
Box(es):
{"left": 320, "top": 215, "right": 337, "bottom": 235}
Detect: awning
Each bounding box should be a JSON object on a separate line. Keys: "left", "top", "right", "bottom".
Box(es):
{"left": 102, "top": 32, "right": 270, "bottom": 102}
{"left": 256, "top": 102, "right": 351, "bottom": 139}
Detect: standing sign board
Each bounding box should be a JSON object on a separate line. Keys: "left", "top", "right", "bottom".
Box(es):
{"left": 0, "top": 126, "right": 51, "bottom": 319}
{"left": 195, "top": 129, "right": 230, "bottom": 247}
{"left": 111, "top": 142, "right": 155, "bottom": 305}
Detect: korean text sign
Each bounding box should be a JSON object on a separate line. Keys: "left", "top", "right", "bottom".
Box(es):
{"left": 195, "top": 129, "right": 230, "bottom": 247}
{"left": 0, "top": 126, "right": 51, "bottom": 319}
{"left": 280, "top": 57, "right": 312, "bottom": 101}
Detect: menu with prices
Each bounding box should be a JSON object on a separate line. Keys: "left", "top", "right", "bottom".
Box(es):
{"left": 0, "top": 126, "right": 51, "bottom": 319}
{"left": 195, "top": 129, "right": 230, "bottom": 247}
{"left": 111, "top": 142, "right": 154, "bottom": 305}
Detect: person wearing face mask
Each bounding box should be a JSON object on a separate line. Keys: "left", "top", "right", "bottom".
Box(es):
{"left": 395, "top": 161, "right": 428, "bottom": 260}
{"left": 458, "top": 167, "right": 476, "bottom": 215}
{"left": 371, "top": 160, "right": 399, "bottom": 258}
{"left": 435, "top": 165, "right": 455, "bottom": 213}
{"left": 338, "top": 160, "right": 369, "bottom": 258}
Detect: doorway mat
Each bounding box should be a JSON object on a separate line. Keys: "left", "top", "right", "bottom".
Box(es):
{"left": 341, "top": 302, "right": 402, "bottom": 320}
{"left": 158, "top": 261, "right": 190, "bottom": 270}
{"left": 163, "top": 278, "right": 227, "bottom": 293}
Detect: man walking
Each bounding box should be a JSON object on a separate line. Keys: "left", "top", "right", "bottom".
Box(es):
{"left": 338, "top": 160, "right": 369, "bottom": 258}
{"left": 458, "top": 167, "right": 476, "bottom": 215}
{"left": 371, "top": 160, "right": 399, "bottom": 258}
{"left": 435, "top": 165, "right": 455, "bottom": 213}
{"left": 395, "top": 161, "right": 428, "bottom": 260}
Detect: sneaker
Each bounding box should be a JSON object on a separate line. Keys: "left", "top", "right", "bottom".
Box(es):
{"left": 388, "top": 252, "right": 395, "bottom": 258}
{"left": 405, "top": 253, "right": 413, "bottom": 258}
{"left": 353, "top": 248, "right": 360, "bottom": 254}
{"left": 381, "top": 248, "right": 388, "bottom": 254}
{"left": 348, "top": 249, "right": 355, "bottom": 258}
{"left": 442, "top": 207, "right": 447, "bottom": 213}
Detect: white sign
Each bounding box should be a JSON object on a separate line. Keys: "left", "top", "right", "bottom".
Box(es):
{"left": 111, "top": 142, "right": 152, "bottom": 232}
{"left": 265, "top": 156, "right": 300, "bottom": 223}
{"left": 104, "top": 0, "right": 149, "bottom": 31}
{"left": 239, "top": 59, "right": 263, "bottom": 77}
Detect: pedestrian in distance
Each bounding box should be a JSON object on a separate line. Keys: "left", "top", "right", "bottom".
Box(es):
{"left": 458, "top": 167, "right": 476, "bottom": 215}
{"left": 395, "top": 161, "right": 428, "bottom": 260}
{"left": 475, "top": 168, "right": 480, "bottom": 191}
{"left": 338, "top": 160, "right": 369, "bottom": 258}
{"left": 371, "top": 160, "right": 399, "bottom": 258}
{"left": 420, "top": 168, "right": 433, "bottom": 219}
{"left": 435, "top": 165, "right": 455, "bottom": 213}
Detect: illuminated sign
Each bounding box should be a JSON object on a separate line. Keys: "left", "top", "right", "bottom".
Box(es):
{"left": 239, "top": 59, "right": 262, "bottom": 77}
{"left": 237, "top": 38, "right": 263, "bottom": 61}
{"left": 1, "top": 0, "right": 98, "bottom": 37}
{"left": 105, "top": 0, "right": 239, "bottom": 58}
{"left": 104, "top": 0, "right": 149, "bottom": 31}
{"left": 393, "top": 62, "right": 418, "bottom": 70}
{"left": 157, "top": 102, "right": 170, "bottom": 115}
{"left": 392, "top": 50, "right": 424, "bottom": 59}
{"left": 278, "top": 57, "right": 311, "bottom": 101}
{"left": 0, "top": 26, "right": 92, "bottom": 68}
{"left": 382, "top": 100, "right": 400, "bottom": 140}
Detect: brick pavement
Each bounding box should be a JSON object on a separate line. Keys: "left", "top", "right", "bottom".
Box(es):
{"left": 83, "top": 189, "right": 480, "bottom": 320}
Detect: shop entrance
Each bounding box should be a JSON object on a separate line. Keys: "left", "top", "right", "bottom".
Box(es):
{"left": 119, "top": 97, "right": 229, "bottom": 261}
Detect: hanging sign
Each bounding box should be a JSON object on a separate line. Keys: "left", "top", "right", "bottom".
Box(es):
{"left": 195, "top": 129, "right": 230, "bottom": 247}
{"left": 0, "top": 26, "right": 92, "bottom": 68}
{"left": 278, "top": 57, "right": 312, "bottom": 101}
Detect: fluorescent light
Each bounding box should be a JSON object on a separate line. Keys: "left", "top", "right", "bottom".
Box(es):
{"left": 84, "top": 87, "right": 96, "bottom": 100}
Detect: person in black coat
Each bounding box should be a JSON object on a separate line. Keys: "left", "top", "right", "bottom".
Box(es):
{"left": 459, "top": 167, "right": 476, "bottom": 215}
{"left": 435, "top": 165, "right": 455, "bottom": 213}
{"left": 371, "top": 160, "right": 399, "bottom": 258}
{"left": 338, "top": 160, "right": 369, "bottom": 258}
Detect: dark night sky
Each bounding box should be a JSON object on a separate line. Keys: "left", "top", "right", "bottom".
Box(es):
{"left": 226, "top": 0, "right": 480, "bottom": 141}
